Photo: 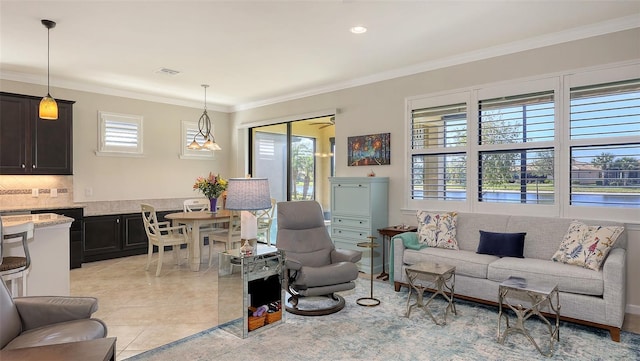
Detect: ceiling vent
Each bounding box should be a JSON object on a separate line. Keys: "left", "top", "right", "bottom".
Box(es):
{"left": 155, "top": 68, "right": 181, "bottom": 76}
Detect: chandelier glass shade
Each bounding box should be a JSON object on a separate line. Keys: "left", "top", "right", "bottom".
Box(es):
{"left": 39, "top": 19, "right": 58, "bottom": 120}
{"left": 188, "top": 84, "right": 221, "bottom": 151}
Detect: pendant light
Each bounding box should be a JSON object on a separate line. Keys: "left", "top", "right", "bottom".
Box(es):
{"left": 39, "top": 19, "right": 58, "bottom": 120}
{"left": 187, "top": 84, "right": 221, "bottom": 151}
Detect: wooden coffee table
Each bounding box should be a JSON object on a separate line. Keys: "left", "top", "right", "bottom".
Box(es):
{"left": 0, "top": 337, "right": 116, "bottom": 361}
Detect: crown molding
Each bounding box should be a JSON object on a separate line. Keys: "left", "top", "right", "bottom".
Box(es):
{"left": 0, "top": 70, "right": 233, "bottom": 113}
{"left": 2, "top": 14, "right": 637, "bottom": 114}
{"left": 233, "top": 14, "right": 640, "bottom": 112}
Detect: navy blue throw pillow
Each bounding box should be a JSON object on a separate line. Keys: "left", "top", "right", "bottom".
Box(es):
{"left": 476, "top": 230, "right": 526, "bottom": 258}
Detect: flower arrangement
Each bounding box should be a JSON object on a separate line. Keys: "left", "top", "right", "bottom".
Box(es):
{"left": 193, "top": 173, "right": 228, "bottom": 199}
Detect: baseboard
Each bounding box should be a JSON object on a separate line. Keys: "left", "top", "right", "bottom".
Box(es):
{"left": 626, "top": 303, "right": 640, "bottom": 315}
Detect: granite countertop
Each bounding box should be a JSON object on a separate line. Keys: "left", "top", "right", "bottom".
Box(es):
{"left": 0, "top": 204, "right": 86, "bottom": 213}
{"left": 1, "top": 213, "right": 74, "bottom": 228}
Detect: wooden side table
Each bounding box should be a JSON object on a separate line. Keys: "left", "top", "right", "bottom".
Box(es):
{"left": 0, "top": 337, "right": 116, "bottom": 361}
{"left": 377, "top": 225, "right": 417, "bottom": 281}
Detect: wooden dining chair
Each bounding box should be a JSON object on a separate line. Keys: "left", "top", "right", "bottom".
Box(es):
{"left": 256, "top": 198, "right": 277, "bottom": 246}
{"left": 183, "top": 198, "right": 223, "bottom": 265}
{"left": 0, "top": 220, "right": 33, "bottom": 297}
{"left": 207, "top": 211, "right": 242, "bottom": 266}
{"left": 141, "top": 204, "right": 190, "bottom": 276}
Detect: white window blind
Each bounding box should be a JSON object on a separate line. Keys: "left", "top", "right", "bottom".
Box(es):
{"left": 410, "top": 102, "right": 467, "bottom": 201}
{"left": 477, "top": 91, "right": 555, "bottom": 204}
{"left": 569, "top": 78, "right": 640, "bottom": 208}
{"left": 97, "top": 112, "right": 143, "bottom": 155}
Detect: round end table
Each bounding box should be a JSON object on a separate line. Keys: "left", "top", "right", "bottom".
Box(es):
{"left": 356, "top": 236, "right": 381, "bottom": 307}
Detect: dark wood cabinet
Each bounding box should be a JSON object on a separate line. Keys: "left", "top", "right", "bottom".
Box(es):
{"left": 0, "top": 92, "right": 74, "bottom": 175}
{"left": 83, "top": 210, "right": 180, "bottom": 262}
{"left": 32, "top": 207, "right": 84, "bottom": 269}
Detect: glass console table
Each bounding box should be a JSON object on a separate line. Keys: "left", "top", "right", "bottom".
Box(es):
{"left": 218, "top": 244, "right": 284, "bottom": 338}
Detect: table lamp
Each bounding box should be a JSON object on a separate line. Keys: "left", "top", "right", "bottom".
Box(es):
{"left": 225, "top": 178, "right": 271, "bottom": 254}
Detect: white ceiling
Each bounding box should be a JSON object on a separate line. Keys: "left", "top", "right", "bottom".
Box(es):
{"left": 1, "top": 1, "right": 639, "bottom": 112}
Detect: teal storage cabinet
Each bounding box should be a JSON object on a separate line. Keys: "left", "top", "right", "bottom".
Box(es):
{"left": 329, "top": 177, "right": 389, "bottom": 274}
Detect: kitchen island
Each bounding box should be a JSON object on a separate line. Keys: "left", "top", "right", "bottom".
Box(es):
{"left": 1, "top": 213, "right": 73, "bottom": 296}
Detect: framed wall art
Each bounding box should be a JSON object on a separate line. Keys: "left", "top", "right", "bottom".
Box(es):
{"left": 347, "top": 132, "right": 390, "bottom": 166}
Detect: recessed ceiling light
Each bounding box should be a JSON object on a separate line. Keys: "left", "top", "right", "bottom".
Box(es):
{"left": 350, "top": 26, "right": 367, "bottom": 34}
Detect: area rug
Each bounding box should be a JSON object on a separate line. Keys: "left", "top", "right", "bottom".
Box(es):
{"left": 127, "top": 279, "right": 640, "bottom": 361}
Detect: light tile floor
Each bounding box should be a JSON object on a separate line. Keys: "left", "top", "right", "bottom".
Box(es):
{"left": 71, "top": 246, "right": 640, "bottom": 360}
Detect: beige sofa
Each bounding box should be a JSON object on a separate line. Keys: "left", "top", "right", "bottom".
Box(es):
{"left": 392, "top": 212, "right": 627, "bottom": 341}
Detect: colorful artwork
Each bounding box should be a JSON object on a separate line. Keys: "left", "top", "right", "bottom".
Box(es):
{"left": 347, "top": 133, "right": 390, "bottom": 166}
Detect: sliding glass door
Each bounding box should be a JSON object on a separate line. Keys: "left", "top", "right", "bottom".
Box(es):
{"left": 250, "top": 116, "right": 335, "bottom": 244}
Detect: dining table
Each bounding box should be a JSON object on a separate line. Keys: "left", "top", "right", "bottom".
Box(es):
{"left": 165, "top": 209, "right": 235, "bottom": 271}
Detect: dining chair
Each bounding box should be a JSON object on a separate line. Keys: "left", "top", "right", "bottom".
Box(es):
{"left": 207, "top": 211, "right": 242, "bottom": 266}
{"left": 141, "top": 204, "right": 191, "bottom": 276}
{"left": 0, "top": 220, "right": 33, "bottom": 297}
{"left": 183, "top": 198, "right": 223, "bottom": 264}
{"left": 256, "top": 198, "right": 277, "bottom": 246}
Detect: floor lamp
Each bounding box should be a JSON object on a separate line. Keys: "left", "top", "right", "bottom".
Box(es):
{"left": 225, "top": 178, "right": 272, "bottom": 254}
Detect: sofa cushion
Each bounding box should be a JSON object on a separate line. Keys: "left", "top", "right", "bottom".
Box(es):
{"left": 416, "top": 211, "right": 459, "bottom": 250}
{"left": 551, "top": 220, "right": 624, "bottom": 271}
{"left": 404, "top": 248, "right": 497, "bottom": 279}
{"left": 3, "top": 318, "right": 107, "bottom": 350}
{"left": 487, "top": 257, "right": 604, "bottom": 296}
{"left": 477, "top": 230, "right": 526, "bottom": 258}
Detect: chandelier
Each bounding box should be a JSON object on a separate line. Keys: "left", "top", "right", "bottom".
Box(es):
{"left": 187, "top": 84, "right": 221, "bottom": 151}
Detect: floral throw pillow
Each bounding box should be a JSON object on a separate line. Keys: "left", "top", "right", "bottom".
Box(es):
{"left": 416, "top": 211, "right": 459, "bottom": 250}
{"left": 551, "top": 220, "right": 624, "bottom": 271}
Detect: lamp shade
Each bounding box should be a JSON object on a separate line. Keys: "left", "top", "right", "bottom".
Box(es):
{"left": 39, "top": 94, "right": 58, "bottom": 120}
{"left": 225, "top": 178, "right": 271, "bottom": 211}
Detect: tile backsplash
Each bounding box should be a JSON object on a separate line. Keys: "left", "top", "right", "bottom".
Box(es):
{"left": 0, "top": 175, "right": 74, "bottom": 211}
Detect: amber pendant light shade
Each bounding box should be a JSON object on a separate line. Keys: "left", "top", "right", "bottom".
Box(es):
{"left": 39, "top": 19, "right": 58, "bottom": 120}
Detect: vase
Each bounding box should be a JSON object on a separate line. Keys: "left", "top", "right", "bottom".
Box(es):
{"left": 209, "top": 197, "right": 218, "bottom": 212}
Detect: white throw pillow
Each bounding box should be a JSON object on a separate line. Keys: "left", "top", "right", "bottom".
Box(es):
{"left": 551, "top": 220, "right": 623, "bottom": 271}
{"left": 416, "top": 211, "right": 459, "bottom": 250}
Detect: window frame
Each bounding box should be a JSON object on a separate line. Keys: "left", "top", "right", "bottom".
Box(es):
{"left": 96, "top": 111, "right": 144, "bottom": 157}
{"left": 405, "top": 62, "right": 640, "bottom": 222}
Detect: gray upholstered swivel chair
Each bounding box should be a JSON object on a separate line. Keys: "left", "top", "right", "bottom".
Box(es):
{"left": 0, "top": 280, "right": 107, "bottom": 350}
{"left": 276, "top": 200, "right": 362, "bottom": 315}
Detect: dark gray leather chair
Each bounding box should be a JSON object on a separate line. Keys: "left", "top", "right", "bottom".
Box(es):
{"left": 276, "top": 200, "right": 362, "bottom": 315}
{"left": 0, "top": 280, "right": 107, "bottom": 350}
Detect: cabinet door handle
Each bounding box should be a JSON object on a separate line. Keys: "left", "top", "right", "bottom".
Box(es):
{"left": 359, "top": 221, "right": 363, "bottom": 224}
{"left": 338, "top": 219, "right": 342, "bottom": 222}
{"left": 116, "top": 218, "right": 120, "bottom": 223}
{"left": 21, "top": 164, "right": 25, "bottom": 168}
{"left": 32, "top": 164, "right": 36, "bottom": 169}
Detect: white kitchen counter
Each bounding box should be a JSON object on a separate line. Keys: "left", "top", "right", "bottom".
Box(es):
{"left": 1, "top": 213, "right": 73, "bottom": 296}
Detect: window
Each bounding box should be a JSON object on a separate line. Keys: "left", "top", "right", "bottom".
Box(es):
{"left": 410, "top": 98, "right": 468, "bottom": 203}
{"left": 569, "top": 78, "right": 640, "bottom": 208}
{"left": 180, "top": 121, "right": 214, "bottom": 159}
{"left": 97, "top": 111, "right": 143, "bottom": 156}
{"left": 478, "top": 91, "right": 555, "bottom": 204}
{"left": 406, "top": 63, "right": 639, "bottom": 220}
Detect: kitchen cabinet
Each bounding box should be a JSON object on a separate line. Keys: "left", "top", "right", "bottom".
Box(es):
{"left": 0, "top": 92, "right": 74, "bottom": 175}
{"left": 83, "top": 210, "right": 178, "bottom": 262}
{"left": 329, "top": 177, "right": 388, "bottom": 274}
{"left": 32, "top": 207, "right": 84, "bottom": 269}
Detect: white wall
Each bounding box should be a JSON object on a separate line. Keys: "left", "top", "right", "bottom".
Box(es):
{"left": 0, "top": 80, "right": 232, "bottom": 203}
{"left": 231, "top": 29, "right": 640, "bottom": 312}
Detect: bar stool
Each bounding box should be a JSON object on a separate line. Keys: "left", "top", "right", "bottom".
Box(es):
{"left": 0, "top": 220, "right": 33, "bottom": 297}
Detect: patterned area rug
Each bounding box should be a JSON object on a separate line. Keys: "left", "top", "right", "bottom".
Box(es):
{"left": 127, "top": 279, "right": 640, "bottom": 360}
